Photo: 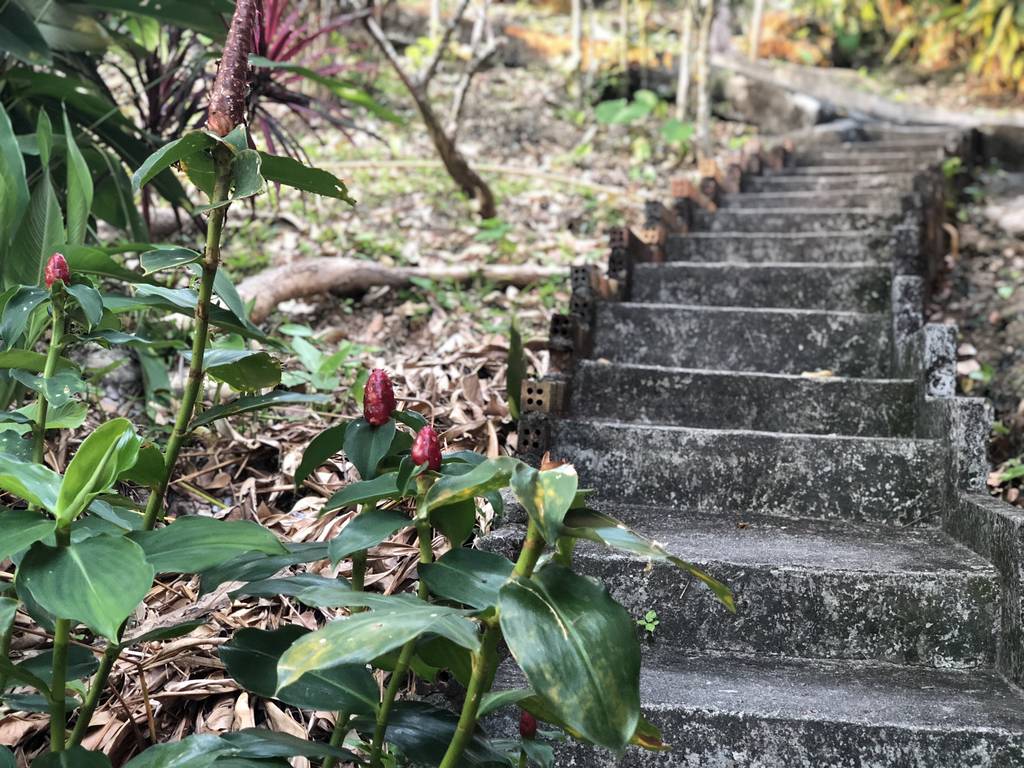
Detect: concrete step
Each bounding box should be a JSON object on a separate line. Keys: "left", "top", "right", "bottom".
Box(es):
{"left": 719, "top": 190, "right": 904, "bottom": 209}
{"left": 592, "top": 303, "right": 892, "bottom": 377}
{"left": 665, "top": 230, "right": 900, "bottom": 263}
{"left": 795, "top": 150, "right": 940, "bottom": 167}
{"left": 483, "top": 507, "right": 998, "bottom": 666}
{"left": 768, "top": 162, "right": 926, "bottom": 176}
{"left": 492, "top": 654, "right": 1024, "bottom": 767}
{"left": 631, "top": 261, "right": 891, "bottom": 312}
{"left": 692, "top": 207, "right": 904, "bottom": 233}
{"left": 743, "top": 173, "right": 915, "bottom": 192}
{"left": 570, "top": 360, "right": 915, "bottom": 437}
{"left": 545, "top": 419, "right": 943, "bottom": 523}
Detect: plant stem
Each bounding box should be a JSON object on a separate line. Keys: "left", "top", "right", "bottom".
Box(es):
{"left": 513, "top": 520, "right": 544, "bottom": 579}
{"left": 142, "top": 144, "right": 234, "bottom": 531}
{"left": 66, "top": 642, "right": 119, "bottom": 748}
{"left": 49, "top": 526, "right": 72, "bottom": 751}
{"left": 437, "top": 623, "right": 500, "bottom": 768}
{"left": 321, "top": 711, "right": 350, "bottom": 768}
{"left": 32, "top": 295, "right": 65, "bottom": 466}
{"left": 518, "top": 748, "right": 527, "bottom": 768}
{"left": 368, "top": 518, "right": 435, "bottom": 767}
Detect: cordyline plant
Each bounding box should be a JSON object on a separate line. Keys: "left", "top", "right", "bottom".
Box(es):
{"left": 0, "top": 0, "right": 358, "bottom": 763}
{"left": 213, "top": 369, "right": 735, "bottom": 767}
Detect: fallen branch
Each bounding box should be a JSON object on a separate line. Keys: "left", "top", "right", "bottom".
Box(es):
{"left": 238, "top": 257, "right": 568, "bottom": 323}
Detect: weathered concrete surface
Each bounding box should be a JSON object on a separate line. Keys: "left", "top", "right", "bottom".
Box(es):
{"left": 795, "top": 149, "right": 944, "bottom": 166}
{"left": 665, "top": 230, "right": 903, "bottom": 263}
{"left": 490, "top": 655, "right": 1024, "bottom": 767}
{"left": 631, "top": 261, "right": 891, "bottom": 312}
{"left": 720, "top": 190, "right": 906, "bottom": 209}
{"left": 484, "top": 508, "right": 998, "bottom": 667}
{"left": 692, "top": 208, "right": 907, "bottom": 233}
{"left": 767, "top": 162, "right": 929, "bottom": 176}
{"left": 547, "top": 419, "right": 945, "bottom": 523}
{"left": 593, "top": 303, "right": 893, "bottom": 377}
{"left": 743, "top": 173, "right": 917, "bottom": 192}
{"left": 570, "top": 360, "right": 915, "bottom": 436}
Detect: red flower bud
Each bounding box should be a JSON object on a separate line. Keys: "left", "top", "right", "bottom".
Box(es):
{"left": 411, "top": 426, "right": 442, "bottom": 471}
{"left": 44, "top": 252, "right": 70, "bottom": 289}
{"left": 363, "top": 369, "right": 396, "bottom": 426}
{"left": 519, "top": 711, "right": 537, "bottom": 740}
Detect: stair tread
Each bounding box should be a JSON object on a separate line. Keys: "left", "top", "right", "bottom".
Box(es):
{"left": 608, "top": 301, "right": 883, "bottom": 318}
{"left": 576, "top": 358, "right": 912, "bottom": 385}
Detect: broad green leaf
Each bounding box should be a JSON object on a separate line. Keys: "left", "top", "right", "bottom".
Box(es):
{"left": 63, "top": 245, "right": 156, "bottom": 285}
{"left": 220, "top": 729, "right": 359, "bottom": 762}
{"left": 220, "top": 627, "right": 378, "bottom": 714}
{"left": 498, "top": 563, "right": 640, "bottom": 751}
{"left": 0, "top": 652, "right": 51, "bottom": 695}
{"left": 0, "top": 596, "right": 16, "bottom": 636}
{"left": 393, "top": 409, "right": 428, "bottom": 430}
{"left": 117, "top": 444, "right": 164, "bottom": 488}
{"left": 102, "top": 286, "right": 264, "bottom": 341}
{"left": 420, "top": 548, "right": 513, "bottom": 611}
{"left": 229, "top": 574, "right": 354, "bottom": 608}
{"left": 425, "top": 456, "right": 518, "bottom": 513}
{"left": 62, "top": 111, "right": 93, "bottom": 246}
{"left": 8, "top": 171, "right": 63, "bottom": 288}
{"left": 122, "top": 734, "right": 231, "bottom": 768}
{"left": 0, "top": 3, "right": 49, "bottom": 64}
{"left": 122, "top": 619, "right": 205, "bottom": 647}
{"left": 511, "top": 463, "right": 578, "bottom": 545}
{"left": 0, "top": 746, "right": 12, "bottom": 768}
{"left": 429, "top": 498, "right": 477, "bottom": 547}
{"left": 140, "top": 247, "right": 201, "bottom": 274}
{"left": 65, "top": 283, "right": 103, "bottom": 328}
{"left": 56, "top": 417, "right": 140, "bottom": 525}
{"left": 351, "top": 702, "right": 511, "bottom": 768}
{"left": 132, "top": 132, "right": 216, "bottom": 192}
{"left": 189, "top": 391, "right": 329, "bottom": 431}
{"left": 17, "top": 535, "right": 155, "bottom": 640}
{"left": 328, "top": 507, "right": 410, "bottom": 564}
{"left": 322, "top": 473, "right": 403, "bottom": 515}
{"left": 198, "top": 350, "right": 281, "bottom": 391}
{"left": 0, "top": 453, "right": 61, "bottom": 510}
{"left": 563, "top": 508, "right": 735, "bottom": 612}
{"left": 10, "top": 369, "right": 86, "bottom": 408}
{"left": 131, "top": 516, "right": 286, "bottom": 573}
{"left": 0, "top": 349, "right": 75, "bottom": 373}
{"left": 396, "top": 455, "right": 428, "bottom": 496}
{"left": 276, "top": 599, "right": 480, "bottom": 690}
{"left": 195, "top": 150, "right": 265, "bottom": 212}
{"left": 294, "top": 423, "right": 348, "bottom": 488}
{"left": 76, "top": 0, "right": 232, "bottom": 38}
{"left": 199, "top": 541, "right": 328, "bottom": 594}
{"left": 35, "top": 111, "right": 53, "bottom": 168}
{"left": 17, "top": 645, "right": 98, "bottom": 684}
{"left": 0, "top": 433, "right": 33, "bottom": 460}
{"left": 343, "top": 417, "right": 396, "bottom": 481}
{"left": 478, "top": 688, "right": 532, "bottom": 718}
{"left": 0, "top": 509, "right": 56, "bottom": 560}
{"left": 0, "top": 286, "right": 47, "bottom": 345}
{"left": 1, "top": 401, "right": 86, "bottom": 437}
{"left": 0, "top": 103, "right": 29, "bottom": 244}
{"left": 31, "top": 747, "right": 113, "bottom": 768}
{"left": 257, "top": 152, "right": 355, "bottom": 204}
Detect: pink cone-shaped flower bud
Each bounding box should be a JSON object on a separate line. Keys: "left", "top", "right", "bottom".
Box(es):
{"left": 44, "top": 252, "right": 70, "bottom": 289}
{"left": 519, "top": 711, "right": 538, "bottom": 740}
{"left": 411, "top": 425, "right": 442, "bottom": 472}
{"left": 363, "top": 369, "right": 396, "bottom": 426}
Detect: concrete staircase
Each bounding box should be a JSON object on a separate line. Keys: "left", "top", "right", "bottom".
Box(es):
{"left": 496, "top": 123, "right": 1024, "bottom": 766}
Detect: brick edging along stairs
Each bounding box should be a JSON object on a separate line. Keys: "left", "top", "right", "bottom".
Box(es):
{"left": 487, "top": 122, "right": 1024, "bottom": 767}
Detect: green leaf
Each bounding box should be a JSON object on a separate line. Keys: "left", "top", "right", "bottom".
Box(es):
{"left": 197, "top": 350, "right": 281, "bottom": 391}
{"left": 103, "top": 285, "right": 264, "bottom": 341}
{"left": 220, "top": 627, "right": 378, "bottom": 714}
{"left": 0, "top": 596, "right": 17, "bottom": 636}
{"left": 122, "top": 619, "right": 206, "bottom": 646}
{"left": 9, "top": 369, "right": 86, "bottom": 409}
{"left": 0, "top": 287, "right": 47, "bottom": 347}
{"left": 117, "top": 444, "right": 165, "bottom": 488}
{"left": 294, "top": 423, "right": 348, "bottom": 489}
{"left": 0, "top": 509, "right": 56, "bottom": 560}
{"left": 322, "top": 473, "right": 403, "bottom": 515}
{"left": 0, "top": 746, "right": 12, "bottom": 768}
{"left": 36, "top": 110, "right": 53, "bottom": 168}
{"left": 17, "top": 535, "right": 155, "bottom": 640}
{"left": 562, "top": 508, "right": 735, "bottom": 612}
{"left": 63, "top": 245, "right": 157, "bottom": 285}
{"left": 351, "top": 702, "right": 511, "bottom": 767}
{"left": 257, "top": 152, "right": 355, "bottom": 204}
{"left": 229, "top": 574, "right": 354, "bottom": 607}
{"left": 328, "top": 507, "right": 410, "bottom": 564}
{"left": 276, "top": 598, "right": 480, "bottom": 690}
{"left": 62, "top": 111, "right": 93, "bottom": 246}
{"left": 394, "top": 409, "right": 428, "bottom": 430}
{"left": 56, "top": 417, "right": 140, "bottom": 525}
{"left": 429, "top": 498, "right": 478, "bottom": 547}
{"left": 17, "top": 645, "right": 98, "bottom": 684}
{"left": 189, "top": 391, "right": 329, "bottom": 431}
{"left": 220, "top": 729, "right": 359, "bottom": 763}
{"left": 498, "top": 563, "right": 641, "bottom": 751}
{"left": 343, "top": 417, "right": 396, "bottom": 481}
{"left": 31, "top": 747, "right": 113, "bottom": 768}
{"left": 0, "top": 2, "right": 50, "bottom": 66}
{"left": 425, "top": 456, "right": 518, "bottom": 513}
{"left": 131, "top": 516, "right": 286, "bottom": 573}
{"left": 199, "top": 542, "right": 328, "bottom": 594}
{"left": 510, "top": 463, "right": 578, "bottom": 545}
{"left": 65, "top": 283, "right": 103, "bottom": 328}
{"left": 478, "top": 688, "right": 532, "bottom": 718}
{"left": 0, "top": 103, "right": 28, "bottom": 248}
{"left": 0, "top": 453, "right": 61, "bottom": 511}
{"left": 196, "top": 150, "right": 265, "bottom": 212}
{"left": 140, "top": 247, "right": 201, "bottom": 274}
{"left": 420, "top": 548, "right": 513, "bottom": 611}
{"left": 132, "top": 132, "right": 217, "bottom": 192}
{"left": 122, "top": 734, "right": 231, "bottom": 768}
{"left": 74, "top": 0, "right": 233, "bottom": 38}
{"left": 8, "top": 170, "right": 63, "bottom": 288}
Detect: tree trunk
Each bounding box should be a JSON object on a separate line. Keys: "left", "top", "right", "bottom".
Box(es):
{"left": 695, "top": 0, "right": 715, "bottom": 160}
{"left": 749, "top": 0, "right": 765, "bottom": 61}
{"left": 430, "top": 0, "right": 441, "bottom": 39}
{"left": 675, "top": 0, "right": 693, "bottom": 121}
{"left": 619, "top": 0, "right": 630, "bottom": 96}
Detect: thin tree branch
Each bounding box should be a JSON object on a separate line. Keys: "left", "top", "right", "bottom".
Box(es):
{"left": 417, "top": 0, "right": 473, "bottom": 87}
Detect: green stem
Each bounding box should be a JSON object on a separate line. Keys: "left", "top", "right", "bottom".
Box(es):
{"left": 142, "top": 144, "right": 234, "bottom": 531}
{"left": 513, "top": 519, "right": 545, "bottom": 579}
{"left": 32, "top": 295, "right": 65, "bottom": 466}
{"left": 437, "top": 624, "right": 500, "bottom": 768}
{"left": 518, "top": 749, "right": 527, "bottom": 768}
{"left": 321, "top": 711, "right": 350, "bottom": 768}
{"left": 0, "top": 621, "right": 12, "bottom": 692}
{"left": 49, "top": 526, "right": 71, "bottom": 751}
{"left": 368, "top": 518, "right": 434, "bottom": 767}
{"left": 66, "top": 642, "right": 119, "bottom": 748}
{"left": 351, "top": 549, "right": 367, "bottom": 591}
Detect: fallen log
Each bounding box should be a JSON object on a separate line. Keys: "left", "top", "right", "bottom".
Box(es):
{"left": 237, "top": 257, "right": 569, "bottom": 323}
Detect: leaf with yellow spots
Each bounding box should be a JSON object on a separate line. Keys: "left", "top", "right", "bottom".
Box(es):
{"left": 510, "top": 462, "right": 578, "bottom": 545}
